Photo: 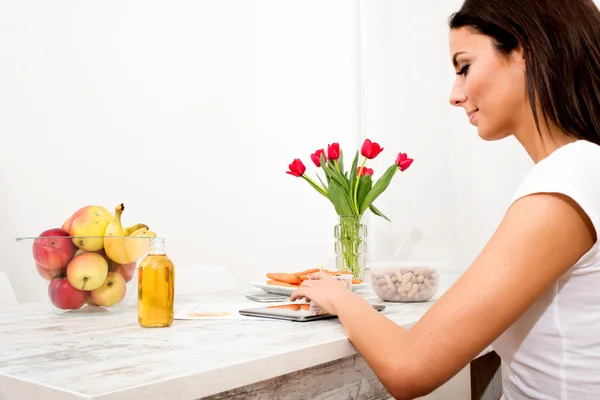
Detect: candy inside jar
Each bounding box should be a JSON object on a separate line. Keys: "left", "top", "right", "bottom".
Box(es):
{"left": 369, "top": 262, "right": 441, "bottom": 302}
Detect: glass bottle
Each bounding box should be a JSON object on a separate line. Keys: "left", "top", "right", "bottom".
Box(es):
{"left": 137, "top": 237, "right": 175, "bottom": 328}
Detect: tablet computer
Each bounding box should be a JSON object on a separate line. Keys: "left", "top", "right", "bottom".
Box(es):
{"left": 238, "top": 302, "right": 386, "bottom": 322}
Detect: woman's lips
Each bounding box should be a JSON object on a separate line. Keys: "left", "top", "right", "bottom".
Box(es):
{"left": 467, "top": 109, "right": 478, "bottom": 123}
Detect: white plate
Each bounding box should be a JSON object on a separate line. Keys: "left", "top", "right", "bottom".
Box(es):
{"left": 249, "top": 281, "right": 368, "bottom": 296}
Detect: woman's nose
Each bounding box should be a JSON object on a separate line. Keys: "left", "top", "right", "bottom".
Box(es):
{"left": 449, "top": 84, "right": 467, "bottom": 107}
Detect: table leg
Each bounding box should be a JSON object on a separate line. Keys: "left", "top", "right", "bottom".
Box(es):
{"left": 470, "top": 350, "right": 502, "bottom": 400}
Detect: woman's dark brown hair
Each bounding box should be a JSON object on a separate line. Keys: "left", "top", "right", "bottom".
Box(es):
{"left": 449, "top": 0, "right": 600, "bottom": 146}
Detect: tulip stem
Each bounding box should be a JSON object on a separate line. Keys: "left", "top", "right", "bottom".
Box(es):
{"left": 302, "top": 175, "right": 328, "bottom": 197}
{"left": 334, "top": 160, "right": 341, "bottom": 174}
{"left": 353, "top": 158, "right": 367, "bottom": 214}
{"left": 336, "top": 215, "right": 364, "bottom": 279}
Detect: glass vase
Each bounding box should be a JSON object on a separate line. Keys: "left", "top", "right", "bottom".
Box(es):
{"left": 334, "top": 215, "right": 367, "bottom": 279}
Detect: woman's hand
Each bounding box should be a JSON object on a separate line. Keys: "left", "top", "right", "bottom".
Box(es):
{"left": 290, "top": 272, "right": 353, "bottom": 315}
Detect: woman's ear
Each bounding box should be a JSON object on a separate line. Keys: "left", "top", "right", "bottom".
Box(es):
{"left": 510, "top": 44, "right": 526, "bottom": 69}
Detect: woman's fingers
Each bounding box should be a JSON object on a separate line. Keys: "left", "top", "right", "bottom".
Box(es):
{"left": 290, "top": 287, "right": 307, "bottom": 302}
{"left": 308, "top": 271, "right": 332, "bottom": 280}
{"left": 291, "top": 282, "right": 314, "bottom": 302}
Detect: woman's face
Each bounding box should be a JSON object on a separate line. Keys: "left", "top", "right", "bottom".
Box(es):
{"left": 449, "top": 27, "right": 528, "bottom": 141}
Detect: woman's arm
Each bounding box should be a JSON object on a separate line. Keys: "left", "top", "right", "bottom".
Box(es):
{"left": 332, "top": 192, "right": 596, "bottom": 399}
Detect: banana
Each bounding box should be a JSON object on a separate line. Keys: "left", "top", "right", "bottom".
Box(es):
{"left": 104, "top": 204, "right": 129, "bottom": 264}
{"left": 124, "top": 223, "right": 149, "bottom": 236}
{"left": 125, "top": 227, "right": 156, "bottom": 261}
{"left": 128, "top": 226, "right": 149, "bottom": 237}
{"left": 104, "top": 204, "right": 155, "bottom": 264}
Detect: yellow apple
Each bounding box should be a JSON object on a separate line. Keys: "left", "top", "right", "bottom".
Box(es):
{"left": 90, "top": 272, "right": 127, "bottom": 307}
{"left": 66, "top": 252, "right": 108, "bottom": 291}
{"left": 68, "top": 205, "right": 112, "bottom": 251}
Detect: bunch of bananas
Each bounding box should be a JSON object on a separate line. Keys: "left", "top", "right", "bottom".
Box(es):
{"left": 104, "top": 203, "right": 157, "bottom": 264}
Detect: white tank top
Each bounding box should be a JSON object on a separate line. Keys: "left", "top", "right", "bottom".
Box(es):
{"left": 493, "top": 140, "right": 600, "bottom": 400}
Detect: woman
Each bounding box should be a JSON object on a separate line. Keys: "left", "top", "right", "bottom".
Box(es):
{"left": 291, "top": 0, "right": 600, "bottom": 399}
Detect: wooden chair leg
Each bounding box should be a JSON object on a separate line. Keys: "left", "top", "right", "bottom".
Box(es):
{"left": 470, "top": 350, "right": 502, "bottom": 400}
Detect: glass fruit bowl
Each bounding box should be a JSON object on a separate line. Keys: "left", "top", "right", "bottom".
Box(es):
{"left": 16, "top": 231, "right": 162, "bottom": 316}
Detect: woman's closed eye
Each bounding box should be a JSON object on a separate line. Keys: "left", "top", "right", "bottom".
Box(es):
{"left": 457, "top": 64, "right": 470, "bottom": 76}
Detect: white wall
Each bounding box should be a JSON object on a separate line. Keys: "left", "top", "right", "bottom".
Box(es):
{"left": 0, "top": 0, "right": 361, "bottom": 301}
{"left": 0, "top": 0, "right": 537, "bottom": 313}
{"left": 0, "top": 1, "right": 539, "bottom": 399}
{"left": 0, "top": 0, "right": 535, "bottom": 303}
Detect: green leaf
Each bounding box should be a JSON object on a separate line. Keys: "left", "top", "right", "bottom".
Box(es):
{"left": 302, "top": 176, "right": 328, "bottom": 198}
{"left": 338, "top": 149, "right": 345, "bottom": 176}
{"left": 359, "top": 163, "right": 399, "bottom": 214}
{"left": 332, "top": 165, "right": 350, "bottom": 192}
{"left": 348, "top": 151, "right": 359, "bottom": 209}
{"left": 327, "top": 178, "right": 355, "bottom": 216}
{"left": 316, "top": 174, "right": 328, "bottom": 190}
{"left": 320, "top": 154, "right": 331, "bottom": 184}
{"left": 356, "top": 174, "right": 372, "bottom": 213}
{"left": 369, "top": 203, "right": 391, "bottom": 222}
{"left": 320, "top": 157, "right": 350, "bottom": 193}
{"left": 331, "top": 159, "right": 350, "bottom": 191}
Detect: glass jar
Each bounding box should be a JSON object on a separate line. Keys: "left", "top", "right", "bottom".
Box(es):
{"left": 137, "top": 237, "right": 175, "bottom": 328}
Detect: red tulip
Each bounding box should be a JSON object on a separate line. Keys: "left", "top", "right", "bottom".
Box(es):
{"left": 327, "top": 142, "right": 340, "bottom": 161}
{"left": 360, "top": 139, "right": 384, "bottom": 159}
{"left": 286, "top": 159, "right": 306, "bottom": 177}
{"left": 395, "top": 152, "right": 414, "bottom": 171}
{"left": 356, "top": 167, "right": 374, "bottom": 177}
{"left": 311, "top": 149, "right": 326, "bottom": 167}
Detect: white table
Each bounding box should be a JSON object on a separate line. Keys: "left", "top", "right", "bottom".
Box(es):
{"left": 0, "top": 287, "right": 501, "bottom": 400}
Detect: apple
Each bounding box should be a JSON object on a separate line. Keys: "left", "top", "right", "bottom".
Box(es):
{"left": 61, "top": 215, "right": 73, "bottom": 233}
{"left": 96, "top": 249, "right": 112, "bottom": 265}
{"left": 66, "top": 252, "right": 108, "bottom": 291}
{"left": 48, "top": 276, "right": 87, "bottom": 310}
{"left": 32, "top": 228, "right": 76, "bottom": 270}
{"left": 68, "top": 205, "right": 112, "bottom": 252}
{"left": 61, "top": 206, "right": 86, "bottom": 235}
{"left": 75, "top": 249, "right": 111, "bottom": 265}
{"left": 90, "top": 272, "right": 127, "bottom": 307}
{"left": 86, "top": 297, "right": 99, "bottom": 306}
{"left": 111, "top": 260, "right": 136, "bottom": 282}
{"left": 36, "top": 263, "right": 66, "bottom": 281}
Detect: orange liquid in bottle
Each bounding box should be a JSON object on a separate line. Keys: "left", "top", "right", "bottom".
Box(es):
{"left": 137, "top": 239, "right": 174, "bottom": 328}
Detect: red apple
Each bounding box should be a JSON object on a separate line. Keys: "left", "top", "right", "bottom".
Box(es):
{"left": 90, "top": 272, "right": 127, "bottom": 307}
{"left": 66, "top": 252, "right": 108, "bottom": 291}
{"left": 48, "top": 276, "right": 87, "bottom": 310}
{"left": 32, "top": 228, "right": 76, "bottom": 270}
{"left": 111, "top": 260, "right": 136, "bottom": 282}
{"left": 36, "top": 263, "right": 66, "bottom": 281}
